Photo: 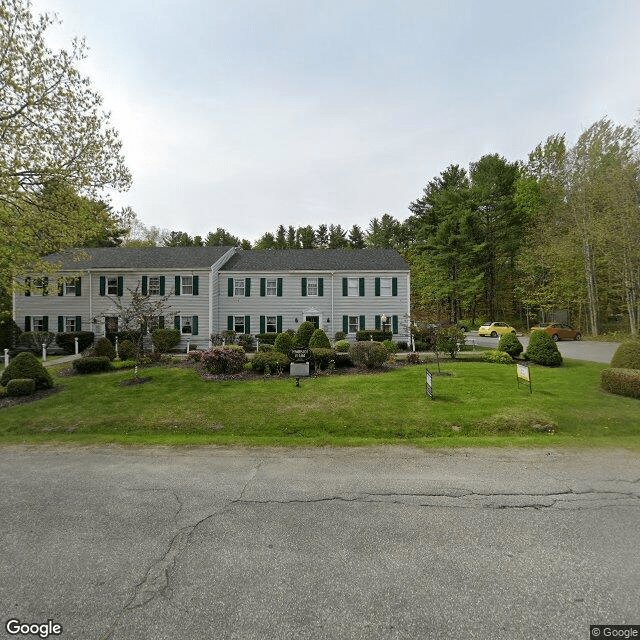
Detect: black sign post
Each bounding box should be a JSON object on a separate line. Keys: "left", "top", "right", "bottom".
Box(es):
{"left": 288, "top": 348, "right": 312, "bottom": 387}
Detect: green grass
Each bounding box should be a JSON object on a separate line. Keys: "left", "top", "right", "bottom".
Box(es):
{"left": 0, "top": 360, "right": 638, "bottom": 448}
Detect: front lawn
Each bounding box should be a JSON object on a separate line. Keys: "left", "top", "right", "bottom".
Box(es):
{"left": 0, "top": 360, "right": 637, "bottom": 447}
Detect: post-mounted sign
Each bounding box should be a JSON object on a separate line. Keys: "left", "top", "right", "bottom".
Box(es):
{"left": 516, "top": 363, "right": 532, "bottom": 394}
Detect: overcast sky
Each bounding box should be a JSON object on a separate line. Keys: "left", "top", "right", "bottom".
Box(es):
{"left": 33, "top": 0, "right": 640, "bottom": 242}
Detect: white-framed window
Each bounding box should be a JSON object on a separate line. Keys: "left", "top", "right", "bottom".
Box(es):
{"left": 32, "top": 316, "right": 45, "bottom": 332}
{"left": 306, "top": 277, "right": 318, "bottom": 296}
{"left": 234, "top": 316, "right": 245, "bottom": 333}
{"left": 64, "top": 279, "right": 77, "bottom": 296}
{"left": 234, "top": 279, "right": 245, "bottom": 296}
{"left": 348, "top": 316, "right": 359, "bottom": 334}
{"left": 34, "top": 277, "right": 46, "bottom": 294}
{"left": 148, "top": 276, "right": 160, "bottom": 295}
{"left": 181, "top": 276, "right": 193, "bottom": 295}
{"left": 65, "top": 317, "right": 77, "bottom": 332}
{"left": 266, "top": 316, "right": 277, "bottom": 333}
{"left": 381, "top": 317, "right": 392, "bottom": 332}
{"left": 105, "top": 317, "right": 119, "bottom": 334}
{"left": 348, "top": 277, "right": 359, "bottom": 297}
{"left": 379, "top": 277, "right": 392, "bottom": 297}
{"left": 266, "top": 278, "right": 277, "bottom": 296}
{"left": 181, "top": 316, "right": 193, "bottom": 334}
{"left": 107, "top": 277, "right": 119, "bottom": 295}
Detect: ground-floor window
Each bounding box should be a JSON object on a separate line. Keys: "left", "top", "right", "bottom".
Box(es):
{"left": 65, "top": 317, "right": 77, "bottom": 332}
{"left": 266, "top": 316, "right": 277, "bottom": 333}
{"left": 26, "top": 316, "right": 47, "bottom": 332}
{"left": 105, "top": 316, "right": 119, "bottom": 334}
{"left": 348, "top": 316, "right": 359, "bottom": 334}
{"left": 234, "top": 316, "right": 245, "bottom": 333}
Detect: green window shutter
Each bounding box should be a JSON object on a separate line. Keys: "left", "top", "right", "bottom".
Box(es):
{"left": 318, "top": 277, "right": 324, "bottom": 297}
{"left": 228, "top": 316, "right": 233, "bottom": 331}
{"left": 260, "top": 316, "right": 265, "bottom": 333}
{"left": 343, "top": 316, "right": 348, "bottom": 333}
{"left": 25, "top": 277, "right": 31, "bottom": 296}
{"left": 75, "top": 316, "right": 81, "bottom": 331}
{"left": 58, "top": 278, "right": 64, "bottom": 296}
{"left": 359, "top": 315, "right": 365, "bottom": 330}
{"left": 192, "top": 316, "right": 199, "bottom": 336}
{"left": 375, "top": 277, "right": 380, "bottom": 296}
{"left": 392, "top": 315, "right": 398, "bottom": 334}
{"left": 359, "top": 277, "right": 365, "bottom": 297}
{"left": 42, "top": 277, "right": 48, "bottom": 296}
{"left": 392, "top": 277, "right": 398, "bottom": 296}
{"left": 75, "top": 277, "right": 81, "bottom": 296}
{"left": 301, "top": 277, "right": 307, "bottom": 296}
{"left": 160, "top": 276, "right": 165, "bottom": 296}
{"left": 193, "top": 276, "right": 199, "bottom": 296}
{"left": 99, "top": 276, "right": 105, "bottom": 296}
{"left": 245, "top": 278, "right": 251, "bottom": 297}
{"left": 375, "top": 315, "right": 381, "bottom": 330}
{"left": 142, "top": 276, "right": 148, "bottom": 295}
{"left": 277, "top": 278, "right": 283, "bottom": 297}
{"left": 277, "top": 316, "right": 282, "bottom": 333}
{"left": 342, "top": 277, "right": 348, "bottom": 296}
{"left": 43, "top": 316, "right": 49, "bottom": 331}
{"left": 159, "top": 316, "right": 165, "bottom": 329}
{"left": 244, "top": 315, "right": 251, "bottom": 333}
{"left": 117, "top": 276, "right": 124, "bottom": 297}
{"left": 175, "top": 316, "right": 181, "bottom": 331}
{"left": 175, "top": 276, "right": 181, "bottom": 296}
{"left": 25, "top": 317, "right": 31, "bottom": 331}
{"left": 260, "top": 278, "right": 266, "bottom": 296}
{"left": 228, "top": 278, "right": 233, "bottom": 296}
{"left": 58, "top": 316, "right": 64, "bottom": 332}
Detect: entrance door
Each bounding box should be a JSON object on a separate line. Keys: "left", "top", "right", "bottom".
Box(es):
{"left": 305, "top": 315, "right": 320, "bottom": 329}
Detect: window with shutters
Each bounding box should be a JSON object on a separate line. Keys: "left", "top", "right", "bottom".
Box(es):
{"left": 348, "top": 316, "right": 359, "bottom": 334}
{"left": 64, "top": 279, "right": 77, "bottom": 296}
{"left": 379, "top": 277, "right": 392, "bottom": 297}
{"left": 234, "top": 316, "right": 245, "bottom": 333}
{"left": 148, "top": 276, "right": 160, "bottom": 295}
{"left": 234, "top": 279, "right": 245, "bottom": 296}
{"left": 32, "top": 316, "right": 45, "bottom": 332}
{"left": 64, "top": 316, "right": 77, "bottom": 332}
{"left": 266, "top": 278, "right": 277, "bottom": 296}
{"left": 181, "top": 317, "right": 193, "bottom": 334}
{"left": 107, "top": 277, "right": 119, "bottom": 295}
{"left": 306, "top": 277, "right": 318, "bottom": 296}
{"left": 266, "top": 316, "right": 277, "bottom": 333}
{"left": 181, "top": 276, "right": 193, "bottom": 295}
{"left": 348, "top": 278, "right": 359, "bottom": 296}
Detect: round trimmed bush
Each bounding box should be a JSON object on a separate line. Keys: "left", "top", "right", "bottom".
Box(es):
{"left": 610, "top": 340, "right": 640, "bottom": 370}
{"left": 251, "top": 351, "right": 290, "bottom": 374}
{"left": 294, "top": 321, "right": 316, "bottom": 348}
{"left": 55, "top": 331, "right": 95, "bottom": 354}
{"left": 118, "top": 339, "right": 137, "bottom": 360}
{"left": 498, "top": 332, "right": 523, "bottom": 358}
{"left": 1, "top": 352, "right": 54, "bottom": 390}
{"left": 94, "top": 337, "right": 116, "bottom": 361}
{"left": 334, "top": 340, "right": 350, "bottom": 353}
{"left": 200, "top": 347, "right": 247, "bottom": 374}
{"left": 334, "top": 331, "right": 346, "bottom": 341}
{"left": 6, "top": 378, "right": 36, "bottom": 397}
{"left": 308, "top": 329, "right": 331, "bottom": 349}
{"left": 73, "top": 356, "right": 112, "bottom": 374}
{"left": 349, "top": 341, "right": 389, "bottom": 369}
{"left": 523, "top": 330, "right": 563, "bottom": 366}
{"left": 311, "top": 348, "right": 336, "bottom": 370}
{"left": 258, "top": 343, "right": 275, "bottom": 352}
{"left": 382, "top": 339, "right": 398, "bottom": 354}
{"left": 274, "top": 332, "right": 294, "bottom": 355}
{"left": 151, "top": 328, "right": 181, "bottom": 353}
{"left": 482, "top": 349, "right": 514, "bottom": 364}
{"left": 601, "top": 368, "right": 640, "bottom": 399}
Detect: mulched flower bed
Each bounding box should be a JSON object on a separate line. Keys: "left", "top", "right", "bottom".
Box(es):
{"left": 0, "top": 386, "right": 63, "bottom": 409}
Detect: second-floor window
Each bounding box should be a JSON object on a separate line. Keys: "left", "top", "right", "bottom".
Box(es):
{"left": 148, "top": 277, "right": 160, "bottom": 295}
{"left": 181, "top": 276, "right": 193, "bottom": 295}
{"left": 306, "top": 277, "right": 318, "bottom": 296}
{"left": 107, "top": 277, "right": 119, "bottom": 295}
{"left": 234, "top": 279, "right": 245, "bottom": 296}
{"left": 266, "top": 278, "right": 277, "bottom": 296}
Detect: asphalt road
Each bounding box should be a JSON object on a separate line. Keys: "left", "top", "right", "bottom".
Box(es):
{"left": 1, "top": 445, "right": 639, "bottom": 640}
{"left": 466, "top": 332, "right": 619, "bottom": 363}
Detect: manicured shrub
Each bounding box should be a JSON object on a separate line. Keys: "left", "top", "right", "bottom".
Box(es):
{"left": 1, "top": 351, "right": 54, "bottom": 389}
{"left": 523, "top": 330, "right": 563, "bottom": 366}
{"left": 382, "top": 339, "right": 398, "bottom": 354}
{"left": 221, "top": 330, "right": 237, "bottom": 344}
{"left": 308, "top": 329, "right": 331, "bottom": 349}
{"left": 118, "top": 339, "right": 137, "bottom": 360}
{"left": 237, "top": 333, "right": 254, "bottom": 352}
{"left": 334, "top": 331, "right": 346, "bottom": 341}
{"left": 311, "top": 348, "right": 336, "bottom": 370}
{"left": 73, "top": 356, "right": 112, "bottom": 374}
{"left": 610, "top": 340, "right": 640, "bottom": 370}
{"left": 435, "top": 326, "right": 465, "bottom": 358}
{"left": 258, "top": 343, "right": 275, "bottom": 352}
{"left": 151, "top": 328, "right": 181, "bottom": 353}
{"left": 333, "top": 352, "right": 353, "bottom": 368}
{"left": 334, "top": 340, "right": 350, "bottom": 353}
{"left": 601, "top": 368, "right": 640, "bottom": 399}
{"left": 0, "top": 311, "right": 21, "bottom": 351}
{"left": 55, "top": 331, "right": 95, "bottom": 354}
{"left": 349, "top": 341, "right": 389, "bottom": 369}
{"left": 251, "top": 351, "right": 290, "bottom": 374}
{"left": 94, "top": 337, "right": 116, "bottom": 361}
{"left": 274, "top": 332, "right": 294, "bottom": 355}
{"left": 6, "top": 378, "right": 36, "bottom": 397}
{"left": 498, "top": 332, "right": 524, "bottom": 358}
{"left": 256, "top": 333, "right": 278, "bottom": 345}
{"left": 294, "top": 321, "right": 316, "bottom": 348}
{"left": 396, "top": 341, "right": 409, "bottom": 351}
{"left": 356, "top": 329, "right": 392, "bottom": 342}
{"left": 482, "top": 349, "right": 514, "bottom": 364}
{"left": 200, "top": 347, "right": 247, "bottom": 374}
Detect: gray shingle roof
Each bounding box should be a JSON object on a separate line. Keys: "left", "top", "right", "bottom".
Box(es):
{"left": 220, "top": 249, "right": 408, "bottom": 272}
{"left": 44, "top": 246, "right": 236, "bottom": 270}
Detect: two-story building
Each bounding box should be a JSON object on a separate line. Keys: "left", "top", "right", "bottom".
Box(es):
{"left": 13, "top": 246, "right": 411, "bottom": 347}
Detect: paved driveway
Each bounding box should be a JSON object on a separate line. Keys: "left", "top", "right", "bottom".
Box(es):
{"left": 1, "top": 445, "right": 639, "bottom": 639}
{"left": 466, "top": 333, "right": 619, "bottom": 363}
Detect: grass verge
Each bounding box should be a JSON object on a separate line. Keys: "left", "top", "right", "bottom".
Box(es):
{"left": 0, "top": 359, "right": 637, "bottom": 448}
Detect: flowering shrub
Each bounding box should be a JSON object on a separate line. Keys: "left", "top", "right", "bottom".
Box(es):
{"left": 601, "top": 368, "right": 640, "bottom": 399}
{"left": 349, "top": 341, "right": 389, "bottom": 369}
{"left": 200, "top": 347, "right": 247, "bottom": 374}
{"left": 406, "top": 352, "right": 421, "bottom": 364}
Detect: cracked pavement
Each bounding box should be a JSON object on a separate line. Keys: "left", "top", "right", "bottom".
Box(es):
{"left": 0, "top": 445, "right": 639, "bottom": 639}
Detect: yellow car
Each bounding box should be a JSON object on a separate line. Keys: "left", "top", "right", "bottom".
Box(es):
{"left": 478, "top": 322, "right": 517, "bottom": 337}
